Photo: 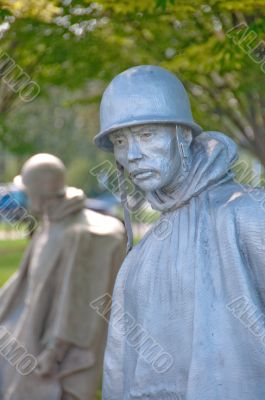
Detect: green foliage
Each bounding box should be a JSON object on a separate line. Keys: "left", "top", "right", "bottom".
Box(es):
{"left": 0, "top": 238, "right": 27, "bottom": 287}
{"left": 1, "top": 0, "right": 265, "bottom": 190}
{"left": 1, "top": 0, "right": 60, "bottom": 21}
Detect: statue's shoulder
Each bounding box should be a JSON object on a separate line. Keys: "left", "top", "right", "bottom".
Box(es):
{"left": 209, "top": 181, "right": 265, "bottom": 227}
{"left": 83, "top": 209, "right": 125, "bottom": 238}
{"left": 62, "top": 209, "right": 125, "bottom": 243}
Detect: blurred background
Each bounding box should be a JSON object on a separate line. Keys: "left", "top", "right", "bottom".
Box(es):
{"left": 0, "top": 0, "right": 265, "bottom": 282}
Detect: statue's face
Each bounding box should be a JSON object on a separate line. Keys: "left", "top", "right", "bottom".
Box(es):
{"left": 22, "top": 169, "right": 63, "bottom": 216}
{"left": 26, "top": 192, "right": 45, "bottom": 215}
{"left": 110, "top": 124, "right": 181, "bottom": 192}
{"left": 25, "top": 182, "right": 50, "bottom": 215}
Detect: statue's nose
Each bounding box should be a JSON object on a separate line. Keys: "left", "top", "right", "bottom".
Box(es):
{"left": 128, "top": 138, "right": 142, "bottom": 162}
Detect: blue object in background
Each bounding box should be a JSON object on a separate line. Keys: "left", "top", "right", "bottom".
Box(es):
{"left": 0, "top": 186, "right": 28, "bottom": 221}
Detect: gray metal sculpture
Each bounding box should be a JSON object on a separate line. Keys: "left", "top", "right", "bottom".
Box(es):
{"left": 0, "top": 154, "right": 125, "bottom": 400}
{"left": 95, "top": 65, "right": 265, "bottom": 400}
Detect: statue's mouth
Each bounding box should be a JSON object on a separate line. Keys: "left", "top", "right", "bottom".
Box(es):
{"left": 130, "top": 168, "right": 155, "bottom": 180}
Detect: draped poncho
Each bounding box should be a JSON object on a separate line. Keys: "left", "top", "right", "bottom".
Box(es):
{"left": 0, "top": 187, "right": 125, "bottom": 400}
{"left": 103, "top": 132, "right": 265, "bottom": 400}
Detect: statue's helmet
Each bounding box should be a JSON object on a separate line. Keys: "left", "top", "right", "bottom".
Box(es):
{"left": 94, "top": 65, "right": 202, "bottom": 152}
{"left": 21, "top": 153, "right": 66, "bottom": 197}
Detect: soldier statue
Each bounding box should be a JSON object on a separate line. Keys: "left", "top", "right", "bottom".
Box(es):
{"left": 94, "top": 65, "right": 265, "bottom": 400}
{"left": 0, "top": 153, "right": 125, "bottom": 400}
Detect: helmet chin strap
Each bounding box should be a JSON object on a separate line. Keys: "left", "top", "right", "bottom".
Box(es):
{"left": 116, "top": 161, "right": 134, "bottom": 253}
{"left": 176, "top": 125, "right": 192, "bottom": 174}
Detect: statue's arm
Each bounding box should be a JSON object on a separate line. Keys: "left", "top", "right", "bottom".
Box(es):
{"left": 35, "top": 338, "right": 70, "bottom": 377}
{"left": 36, "top": 222, "right": 125, "bottom": 377}
{"left": 235, "top": 199, "right": 265, "bottom": 283}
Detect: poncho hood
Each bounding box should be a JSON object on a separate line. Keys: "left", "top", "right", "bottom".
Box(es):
{"left": 146, "top": 131, "right": 238, "bottom": 212}
{"left": 46, "top": 186, "right": 86, "bottom": 221}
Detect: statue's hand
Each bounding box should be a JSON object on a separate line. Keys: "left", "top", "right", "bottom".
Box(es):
{"left": 35, "top": 348, "right": 58, "bottom": 377}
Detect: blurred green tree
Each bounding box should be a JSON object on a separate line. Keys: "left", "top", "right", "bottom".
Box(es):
{"left": 0, "top": 0, "right": 265, "bottom": 168}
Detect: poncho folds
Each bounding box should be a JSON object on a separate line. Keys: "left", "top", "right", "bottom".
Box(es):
{"left": 0, "top": 187, "right": 125, "bottom": 400}
{"left": 103, "top": 132, "right": 265, "bottom": 400}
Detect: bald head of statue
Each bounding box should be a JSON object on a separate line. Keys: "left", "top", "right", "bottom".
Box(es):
{"left": 21, "top": 153, "right": 66, "bottom": 215}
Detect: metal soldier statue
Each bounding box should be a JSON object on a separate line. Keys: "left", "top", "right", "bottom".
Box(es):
{"left": 0, "top": 154, "right": 125, "bottom": 400}
{"left": 94, "top": 65, "right": 265, "bottom": 400}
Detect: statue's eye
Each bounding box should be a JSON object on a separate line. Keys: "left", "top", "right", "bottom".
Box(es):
{"left": 114, "top": 137, "right": 125, "bottom": 146}
{"left": 140, "top": 132, "right": 152, "bottom": 139}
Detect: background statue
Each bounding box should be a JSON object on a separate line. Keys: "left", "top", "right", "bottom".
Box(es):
{"left": 0, "top": 153, "right": 125, "bottom": 400}
{"left": 94, "top": 65, "right": 265, "bottom": 400}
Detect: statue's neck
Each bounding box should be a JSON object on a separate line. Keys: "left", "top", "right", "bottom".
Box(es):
{"left": 159, "top": 165, "right": 190, "bottom": 196}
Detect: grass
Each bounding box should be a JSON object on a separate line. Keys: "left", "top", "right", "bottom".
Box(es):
{"left": 0, "top": 222, "right": 13, "bottom": 232}
{"left": 0, "top": 239, "right": 27, "bottom": 286}
{"left": 0, "top": 238, "right": 102, "bottom": 399}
